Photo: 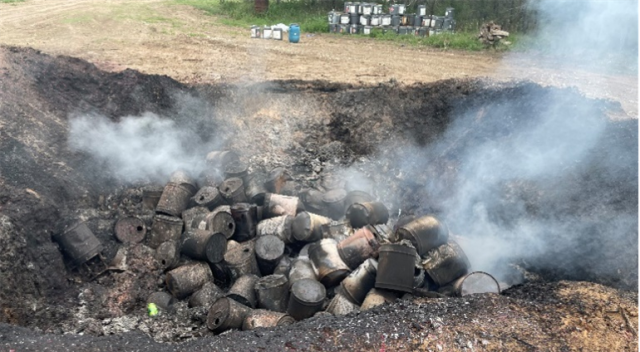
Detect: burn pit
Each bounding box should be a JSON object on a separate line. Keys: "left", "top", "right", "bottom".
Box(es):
{"left": 0, "top": 47, "right": 637, "bottom": 350}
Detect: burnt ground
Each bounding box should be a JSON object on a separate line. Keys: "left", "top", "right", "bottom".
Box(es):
{"left": 0, "top": 46, "right": 637, "bottom": 351}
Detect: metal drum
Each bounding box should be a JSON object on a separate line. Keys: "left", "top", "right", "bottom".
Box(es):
{"left": 147, "top": 292, "right": 176, "bottom": 313}
{"left": 242, "top": 310, "right": 295, "bottom": 330}
{"left": 257, "top": 215, "right": 293, "bottom": 244}
{"left": 390, "top": 15, "right": 400, "bottom": 27}
{"left": 370, "top": 15, "right": 381, "bottom": 26}
{"left": 155, "top": 240, "right": 179, "bottom": 270}
{"left": 148, "top": 214, "right": 183, "bottom": 249}
{"left": 439, "top": 271, "right": 500, "bottom": 297}
{"left": 361, "top": 3, "right": 372, "bottom": 15}
{"left": 156, "top": 182, "right": 194, "bottom": 217}
{"left": 397, "top": 4, "right": 406, "bottom": 14}
{"left": 255, "top": 274, "right": 290, "bottom": 312}
{"left": 207, "top": 297, "right": 252, "bottom": 333}
{"left": 219, "top": 177, "right": 246, "bottom": 204}
{"left": 350, "top": 13, "right": 359, "bottom": 25}
{"left": 142, "top": 185, "right": 164, "bottom": 210}
{"left": 359, "top": 15, "right": 371, "bottom": 26}
{"left": 344, "top": 1, "right": 352, "bottom": 13}
{"left": 292, "top": 211, "right": 331, "bottom": 243}
{"left": 308, "top": 239, "right": 351, "bottom": 287}
{"left": 322, "top": 189, "right": 347, "bottom": 220}
{"left": 326, "top": 291, "right": 359, "bottom": 316}
{"left": 244, "top": 173, "right": 268, "bottom": 205}
{"left": 372, "top": 4, "right": 383, "bottom": 14}
{"left": 55, "top": 222, "right": 103, "bottom": 268}
{"left": 445, "top": 7, "right": 454, "bottom": 18}
{"left": 421, "top": 240, "right": 470, "bottom": 286}
{"left": 181, "top": 229, "right": 227, "bottom": 264}
{"left": 417, "top": 5, "right": 426, "bottom": 16}
{"left": 224, "top": 240, "right": 261, "bottom": 281}
{"left": 231, "top": 203, "right": 258, "bottom": 242}
{"left": 265, "top": 167, "right": 290, "bottom": 194}
{"left": 255, "top": 234, "right": 285, "bottom": 275}
{"left": 414, "top": 27, "right": 427, "bottom": 37}
{"left": 288, "top": 257, "right": 317, "bottom": 286}
{"left": 347, "top": 2, "right": 357, "bottom": 14}
{"left": 206, "top": 150, "right": 239, "bottom": 170}
{"left": 421, "top": 15, "right": 432, "bottom": 27}
{"left": 193, "top": 186, "right": 223, "bottom": 211}
{"left": 375, "top": 243, "right": 417, "bottom": 293}
{"left": 346, "top": 201, "right": 389, "bottom": 228}
{"left": 360, "top": 288, "right": 399, "bottom": 310}
{"left": 413, "top": 15, "right": 423, "bottom": 27}
{"left": 389, "top": 4, "right": 399, "bottom": 15}
{"left": 263, "top": 193, "right": 303, "bottom": 218}
{"left": 192, "top": 207, "right": 235, "bottom": 239}
{"left": 227, "top": 274, "right": 259, "bottom": 308}
{"left": 337, "top": 225, "right": 380, "bottom": 270}
{"left": 262, "top": 26, "right": 272, "bottom": 39}
{"left": 166, "top": 262, "right": 213, "bottom": 299}
{"left": 251, "top": 25, "right": 261, "bottom": 38}
{"left": 340, "top": 13, "right": 351, "bottom": 25}
{"left": 287, "top": 278, "right": 326, "bottom": 320}
{"left": 340, "top": 258, "right": 378, "bottom": 305}
{"left": 396, "top": 215, "right": 449, "bottom": 256}
{"left": 380, "top": 15, "right": 392, "bottom": 27}
{"left": 114, "top": 216, "right": 146, "bottom": 244}
{"left": 189, "top": 281, "right": 225, "bottom": 308}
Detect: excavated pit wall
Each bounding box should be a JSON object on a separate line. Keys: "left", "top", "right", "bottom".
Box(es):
{"left": 0, "top": 47, "right": 637, "bottom": 345}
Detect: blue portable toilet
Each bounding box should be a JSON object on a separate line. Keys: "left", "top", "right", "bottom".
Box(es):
{"left": 289, "top": 23, "right": 300, "bottom": 43}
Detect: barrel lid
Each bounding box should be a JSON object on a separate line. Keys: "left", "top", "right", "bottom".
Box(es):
{"left": 220, "top": 177, "right": 244, "bottom": 197}
{"left": 207, "top": 297, "right": 231, "bottom": 331}
{"left": 114, "top": 216, "right": 147, "bottom": 243}
{"left": 205, "top": 232, "right": 228, "bottom": 263}
{"left": 194, "top": 186, "right": 221, "bottom": 206}
{"left": 255, "top": 234, "right": 285, "bottom": 261}
{"left": 224, "top": 241, "right": 255, "bottom": 265}
{"left": 225, "top": 160, "right": 248, "bottom": 176}
{"left": 291, "top": 278, "right": 326, "bottom": 304}
{"left": 322, "top": 189, "right": 347, "bottom": 204}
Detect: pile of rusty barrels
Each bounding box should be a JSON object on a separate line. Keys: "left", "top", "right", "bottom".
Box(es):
{"left": 136, "top": 150, "right": 499, "bottom": 334}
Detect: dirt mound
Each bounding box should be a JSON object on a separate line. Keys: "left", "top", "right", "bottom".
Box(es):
{"left": 0, "top": 46, "right": 636, "bottom": 350}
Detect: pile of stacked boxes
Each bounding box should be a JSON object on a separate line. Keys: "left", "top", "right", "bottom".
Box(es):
{"left": 328, "top": 3, "right": 455, "bottom": 36}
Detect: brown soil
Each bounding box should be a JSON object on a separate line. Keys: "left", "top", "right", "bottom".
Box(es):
{"left": 0, "top": 0, "right": 636, "bottom": 117}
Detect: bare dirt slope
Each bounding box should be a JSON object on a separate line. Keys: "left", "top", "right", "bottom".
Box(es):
{"left": 0, "top": 0, "right": 636, "bottom": 116}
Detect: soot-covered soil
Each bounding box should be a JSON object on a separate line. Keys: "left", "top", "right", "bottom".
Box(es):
{"left": 0, "top": 46, "right": 637, "bottom": 351}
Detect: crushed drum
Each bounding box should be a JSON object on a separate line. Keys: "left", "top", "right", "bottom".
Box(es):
{"left": 114, "top": 216, "right": 147, "bottom": 244}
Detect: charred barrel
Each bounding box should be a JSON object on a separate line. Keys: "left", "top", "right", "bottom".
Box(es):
{"left": 181, "top": 229, "right": 227, "bottom": 264}
{"left": 340, "top": 258, "right": 378, "bottom": 305}
{"left": 421, "top": 240, "right": 470, "bottom": 287}
{"left": 396, "top": 215, "right": 449, "bottom": 256}
{"left": 255, "top": 234, "right": 285, "bottom": 276}
{"left": 326, "top": 291, "right": 359, "bottom": 316}
{"left": 147, "top": 292, "right": 176, "bottom": 313}
{"left": 206, "top": 150, "right": 239, "bottom": 171}
{"left": 256, "top": 215, "right": 294, "bottom": 244}
{"left": 308, "top": 239, "right": 351, "bottom": 287}
{"left": 231, "top": 203, "right": 258, "bottom": 242}
{"left": 244, "top": 173, "right": 269, "bottom": 205}
{"left": 438, "top": 271, "right": 500, "bottom": 297}
{"left": 224, "top": 160, "right": 249, "bottom": 182}
{"left": 337, "top": 225, "right": 380, "bottom": 270}
{"left": 191, "top": 207, "right": 235, "bottom": 239}
{"left": 155, "top": 240, "right": 179, "bottom": 270}
{"left": 189, "top": 281, "right": 225, "bottom": 308}
{"left": 322, "top": 189, "right": 348, "bottom": 220}
{"left": 227, "top": 274, "right": 259, "bottom": 308}
{"left": 207, "top": 297, "right": 252, "bottom": 333}
{"left": 142, "top": 185, "right": 164, "bottom": 210}
{"left": 55, "top": 222, "right": 104, "bottom": 268}
{"left": 288, "top": 257, "right": 317, "bottom": 286}
{"left": 114, "top": 216, "right": 146, "bottom": 244}
{"left": 156, "top": 182, "right": 194, "bottom": 217}
{"left": 223, "top": 240, "right": 261, "bottom": 281}
{"left": 166, "top": 262, "right": 213, "bottom": 299}
{"left": 265, "top": 167, "right": 290, "bottom": 194}
{"left": 219, "top": 177, "right": 247, "bottom": 204}
{"left": 263, "top": 193, "right": 304, "bottom": 218}
{"left": 375, "top": 243, "right": 417, "bottom": 293}
{"left": 292, "top": 212, "right": 331, "bottom": 243}
{"left": 344, "top": 190, "right": 374, "bottom": 211}
{"left": 148, "top": 214, "right": 184, "bottom": 249}
{"left": 287, "top": 278, "right": 326, "bottom": 320}
{"left": 242, "top": 309, "right": 295, "bottom": 330}
{"left": 193, "top": 186, "right": 224, "bottom": 210}
{"left": 169, "top": 170, "right": 197, "bottom": 194}
{"left": 360, "top": 288, "right": 399, "bottom": 310}
{"left": 346, "top": 201, "right": 389, "bottom": 228}
{"left": 255, "top": 274, "right": 290, "bottom": 313}
{"left": 299, "top": 188, "right": 326, "bottom": 215}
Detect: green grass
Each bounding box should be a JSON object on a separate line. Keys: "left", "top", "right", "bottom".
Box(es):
{"left": 0, "top": 0, "right": 25, "bottom": 3}
{"left": 62, "top": 15, "right": 93, "bottom": 24}
{"left": 365, "top": 30, "right": 486, "bottom": 51}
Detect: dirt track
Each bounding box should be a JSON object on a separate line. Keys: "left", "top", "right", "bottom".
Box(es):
{"left": 0, "top": 0, "right": 636, "bottom": 116}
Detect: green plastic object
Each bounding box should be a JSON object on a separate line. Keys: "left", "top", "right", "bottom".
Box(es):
{"left": 147, "top": 303, "right": 159, "bottom": 316}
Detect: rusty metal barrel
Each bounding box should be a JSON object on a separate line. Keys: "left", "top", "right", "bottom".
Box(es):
{"left": 166, "top": 262, "right": 213, "bottom": 299}
{"left": 207, "top": 296, "right": 252, "bottom": 333}
{"left": 344, "top": 190, "right": 374, "bottom": 210}
{"left": 287, "top": 278, "right": 326, "bottom": 320}
{"left": 147, "top": 292, "right": 176, "bottom": 313}
{"left": 337, "top": 225, "right": 380, "bottom": 270}
{"left": 223, "top": 240, "right": 261, "bottom": 281}
{"left": 256, "top": 215, "right": 293, "bottom": 244}
{"left": 396, "top": 215, "right": 449, "bottom": 256}
{"left": 255, "top": 234, "right": 285, "bottom": 276}
{"left": 439, "top": 271, "right": 500, "bottom": 297}
{"left": 193, "top": 186, "right": 224, "bottom": 210}
{"left": 219, "top": 177, "right": 247, "bottom": 204}
{"left": 169, "top": 170, "right": 198, "bottom": 194}
{"left": 264, "top": 167, "right": 290, "bottom": 194}
{"left": 375, "top": 243, "right": 417, "bottom": 293}
{"left": 273, "top": 256, "right": 292, "bottom": 277}
{"left": 55, "top": 222, "right": 104, "bottom": 268}
{"left": 321, "top": 220, "right": 353, "bottom": 243}
{"left": 263, "top": 193, "right": 304, "bottom": 218}
{"left": 421, "top": 240, "right": 470, "bottom": 287}
{"left": 346, "top": 201, "right": 389, "bottom": 228}
{"left": 227, "top": 274, "right": 259, "bottom": 308}
{"left": 231, "top": 203, "right": 257, "bottom": 242}
{"left": 114, "top": 216, "right": 146, "bottom": 244}
{"left": 156, "top": 182, "right": 194, "bottom": 217}
{"left": 308, "top": 239, "right": 351, "bottom": 287}
{"left": 242, "top": 309, "right": 295, "bottom": 330}
{"left": 181, "top": 229, "right": 227, "bottom": 264}
{"left": 255, "top": 274, "right": 290, "bottom": 313}
{"left": 322, "top": 189, "right": 348, "bottom": 220}
{"left": 292, "top": 212, "right": 331, "bottom": 243}
{"left": 340, "top": 258, "right": 378, "bottom": 305}
{"left": 189, "top": 281, "right": 225, "bottom": 308}
{"left": 148, "top": 214, "right": 184, "bottom": 249}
